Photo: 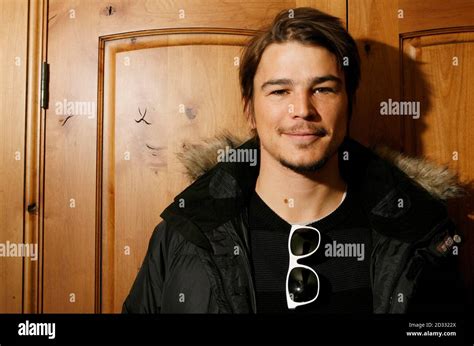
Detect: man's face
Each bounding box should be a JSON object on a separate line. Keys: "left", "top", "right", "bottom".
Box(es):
{"left": 250, "top": 41, "right": 348, "bottom": 173}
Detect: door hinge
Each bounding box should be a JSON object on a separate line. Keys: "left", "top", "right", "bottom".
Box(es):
{"left": 41, "top": 62, "right": 49, "bottom": 109}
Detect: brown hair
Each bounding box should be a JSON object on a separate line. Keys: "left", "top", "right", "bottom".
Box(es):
{"left": 239, "top": 7, "right": 360, "bottom": 122}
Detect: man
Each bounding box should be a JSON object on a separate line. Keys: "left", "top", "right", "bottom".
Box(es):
{"left": 123, "top": 7, "right": 463, "bottom": 313}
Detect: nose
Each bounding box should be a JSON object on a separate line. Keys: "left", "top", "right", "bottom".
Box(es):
{"left": 290, "top": 90, "right": 316, "bottom": 119}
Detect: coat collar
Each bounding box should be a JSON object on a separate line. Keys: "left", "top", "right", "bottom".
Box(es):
{"left": 161, "top": 134, "right": 462, "bottom": 249}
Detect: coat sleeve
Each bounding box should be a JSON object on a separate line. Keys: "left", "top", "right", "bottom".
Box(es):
{"left": 408, "top": 219, "right": 466, "bottom": 313}
{"left": 122, "top": 221, "right": 169, "bottom": 313}
{"left": 408, "top": 256, "right": 465, "bottom": 313}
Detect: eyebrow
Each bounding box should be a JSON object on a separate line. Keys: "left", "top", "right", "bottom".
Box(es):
{"left": 260, "top": 75, "right": 342, "bottom": 90}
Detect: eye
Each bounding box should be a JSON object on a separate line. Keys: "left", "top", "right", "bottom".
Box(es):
{"left": 313, "top": 87, "right": 334, "bottom": 94}
{"left": 270, "top": 89, "right": 289, "bottom": 96}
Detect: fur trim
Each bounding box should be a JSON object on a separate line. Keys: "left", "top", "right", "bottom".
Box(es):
{"left": 176, "top": 133, "right": 464, "bottom": 200}
{"left": 176, "top": 131, "right": 247, "bottom": 181}
{"left": 373, "top": 145, "right": 464, "bottom": 200}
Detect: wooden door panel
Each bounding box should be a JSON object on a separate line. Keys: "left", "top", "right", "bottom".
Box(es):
{"left": 403, "top": 32, "right": 474, "bottom": 164}
{"left": 102, "top": 33, "right": 252, "bottom": 312}
{"left": 348, "top": 0, "right": 401, "bottom": 148}
{"left": 0, "top": 0, "right": 28, "bottom": 313}
{"left": 399, "top": 0, "right": 474, "bottom": 33}
{"left": 402, "top": 32, "right": 474, "bottom": 294}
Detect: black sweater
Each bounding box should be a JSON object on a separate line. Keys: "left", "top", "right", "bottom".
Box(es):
{"left": 248, "top": 182, "right": 373, "bottom": 313}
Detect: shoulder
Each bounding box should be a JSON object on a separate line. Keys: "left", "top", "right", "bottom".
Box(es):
{"left": 146, "top": 221, "right": 189, "bottom": 265}
{"left": 340, "top": 137, "right": 454, "bottom": 243}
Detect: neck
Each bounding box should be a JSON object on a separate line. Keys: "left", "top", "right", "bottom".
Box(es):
{"left": 255, "top": 150, "right": 347, "bottom": 224}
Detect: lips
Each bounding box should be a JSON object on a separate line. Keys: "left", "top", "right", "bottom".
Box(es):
{"left": 284, "top": 133, "right": 319, "bottom": 139}
{"left": 281, "top": 127, "right": 327, "bottom": 136}
{"left": 282, "top": 131, "right": 324, "bottom": 145}
{"left": 282, "top": 130, "right": 326, "bottom": 138}
{"left": 284, "top": 132, "right": 318, "bottom": 136}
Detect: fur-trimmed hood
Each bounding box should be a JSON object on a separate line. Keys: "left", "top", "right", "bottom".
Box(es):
{"left": 176, "top": 132, "right": 463, "bottom": 201}
{"left": 163, "top": 132, "right": 463, "bottom": 243}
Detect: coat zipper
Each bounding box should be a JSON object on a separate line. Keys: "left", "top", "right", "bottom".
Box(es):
{"left": 207, "top": 256, "right": 234, "bottom": 313}
{"left": 230, "top": 215, "right": 257, "bottom": 313}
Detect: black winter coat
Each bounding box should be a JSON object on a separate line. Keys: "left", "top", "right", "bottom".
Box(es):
{"left": 123, "top": 136, "right": 464, "bottom": 313}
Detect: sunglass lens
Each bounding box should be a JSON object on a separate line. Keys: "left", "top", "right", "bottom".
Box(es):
{"left": 288, "top": 267, "right": 319, "bottom": 302}
{"left": 291, "top": 227, "right": 320, "bottom": 256}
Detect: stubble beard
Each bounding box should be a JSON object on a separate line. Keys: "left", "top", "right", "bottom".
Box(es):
{"left": 277, "top": 139, "right": 339, "bottom": 174}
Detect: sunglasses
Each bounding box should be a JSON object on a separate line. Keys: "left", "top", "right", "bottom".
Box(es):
{"left": 286, "top": 224, "right": 321, "bottom": 310}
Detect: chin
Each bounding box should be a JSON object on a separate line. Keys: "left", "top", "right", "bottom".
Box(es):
{"left": 278, "top": 140, "right": 341, "bottom": 172}
{"left": 288, "top": 148, "right": 327, "bottom": 164}
{"left": 279, "top": 155, "right": 330, "bottom": 173}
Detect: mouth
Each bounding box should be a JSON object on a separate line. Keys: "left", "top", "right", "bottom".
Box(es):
{"left": 283, "top": 133, "right": 321, "bottom": 145}
{"left": 284, "top": 132, "right": 319, "bottom": 136}
{"left": 281, "top": 131, "right": 325, "bottom": 144}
